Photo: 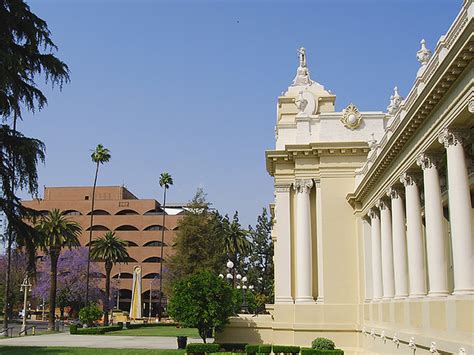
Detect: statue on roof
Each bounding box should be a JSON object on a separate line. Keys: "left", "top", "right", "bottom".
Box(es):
{"left": 292, "top": 47, "right": 314, "bottom": 87}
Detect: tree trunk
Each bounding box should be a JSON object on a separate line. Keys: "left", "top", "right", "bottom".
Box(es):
{"left": 85, "top": 162, "right": 100, "bottom": 306}
{"left": 2, "top": 233, "right": 12, "bottom": 334}
{"left": 49, "top": 250, "right": 59, "bottom": 331}
{"left": 104, "top": 262, "right": 112, "bottom": 326}
{"left": 158, "top": 187, "right": 167, "bottom": 321}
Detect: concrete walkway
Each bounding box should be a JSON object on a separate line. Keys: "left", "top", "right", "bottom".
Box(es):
{"left": 0, "top": 332, "right": 206, "bottom": 349}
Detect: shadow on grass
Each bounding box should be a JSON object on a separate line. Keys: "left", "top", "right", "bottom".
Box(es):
{"left": 0, "top": 346, "right": 186, "bottom": 354}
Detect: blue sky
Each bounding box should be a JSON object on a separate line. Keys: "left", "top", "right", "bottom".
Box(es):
{"left": 19, "top": 0, "right": 458, "bottom": 227}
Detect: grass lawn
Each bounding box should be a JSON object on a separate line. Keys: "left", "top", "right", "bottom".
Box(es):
{"left": 0, "top": 346, "right": 185, "bottom": 354}
{"left": 106, "top": 326, "right": 200, "bottom": 337}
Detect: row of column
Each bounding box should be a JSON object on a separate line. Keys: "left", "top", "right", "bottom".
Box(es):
{"left": 367, "top": 128, "right": 473, "bottom": 300}
{"left": 274, "top": 179, "right": 323, "bottom": 304}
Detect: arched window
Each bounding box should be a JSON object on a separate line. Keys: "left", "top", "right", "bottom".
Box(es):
{"left": 143, "top": 273, "right": 160, "bottom": 279}
{"left": 124, "top": 257, "right": 138, "bottom": 263}
{"left": 119, "top": 289, "right": 132, "bottom": 299}
{"left": 144, "top": 225, "right": 167, "bottom": 231}
{"left": 143, "top": 241, "right": 167, "bottom": 247}
{"left": 64, "top": 210, "right": 82, "bottom": 216}
{"left": 172, "top": 226, "right": 179, "bottom": 231}
{"left": 144, "top": 208, "right": 165, "bottom": 216}
{"left": 87, "top": 210, "right": 110, "bottom": 215}
{"left": 113, "top": 272, "right": 134, "bottom": 279}
{"left": 143, "top": 257, "right": 162, "bottom": 263}
{"left": 116, "top": 209, "right": 139, "bottom": 215}
{"left": 86, "top": 225, "right": 110, "bottom": 231}
{"left": 125, "top": 241, "right": 139, "bottom": 247}
{"left": 115, "top": 225, "right": 139, "bottom": 231}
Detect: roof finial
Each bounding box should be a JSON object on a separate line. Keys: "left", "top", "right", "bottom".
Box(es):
{"left": 417, "top": 39, "right": 432, "bottom": 66}
{"left": 387, "top": 86, "right": 403, "bottom": 115}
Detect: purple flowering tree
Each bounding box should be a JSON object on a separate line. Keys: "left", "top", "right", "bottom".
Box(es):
{"left": 32, "top": 247, "right": 103, "bottom": 319}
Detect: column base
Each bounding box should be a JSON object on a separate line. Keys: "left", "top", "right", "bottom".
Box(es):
{"left": 371, "top": 297, "right": 382, "bottom": 302}
{"left": 275, "top": 296, "right": 294, "bottom": 304}
{"left": 382, "top": 296, "right": 395, "bottom": 300}
{"left": 452, "top": 288, "right": 474, "bottom": 296}
{"left": 409, "top": 293, "right": 427, "bottom": 298}
{"left": 428, "top": 291, "right": 450, "bottom": 297}
{"left": 394, "top": 294, "right": 408, "bottom": 300}
{"left": 295, "top": 296, "right": 315, "bottom": 304}
{"left": 316, "top": 296, "right": 324, "bottom": 303}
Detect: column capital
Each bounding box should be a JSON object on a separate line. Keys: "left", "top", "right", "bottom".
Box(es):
{"left": 368, "top": 207, "right": 379, "bottom": 220}
{"left": 438, "top": 128, "right": 468, "bottom": 148}
{"left": 416, "top": 152, "right": 442, "bottom": 170}
{"left": 400, "top": 171, "right": 422, "bottom": 187}
{"left": 294, "top": 179, "right": 313, "bottom": 194}
{"left": 387, "top": 186, "right": 403, "bottom": 199}
{"left": 376, "top": 198, "right": 390, "bottom": 211}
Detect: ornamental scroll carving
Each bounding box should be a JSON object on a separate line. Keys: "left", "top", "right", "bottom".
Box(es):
{"left": 341, "top": 103, "right": 363, "bottom": 130}
{"left": 438, "top": 128, "right": 467, "bottom": 148}
{"left": 294, "top": 179, "right": 313, "bottom": 194}
{"left": 400, "top": 172, "right": 421, "bottom": 187}
{"left": 387, "top": 187, "right": 403, "bottom": 200}
{"left": 416, "top": 152, "right": 442, "bottom": 170}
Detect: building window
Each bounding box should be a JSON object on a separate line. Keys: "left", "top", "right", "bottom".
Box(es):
{"left": 143, "top": 241, "right": 167, "bottom": 247}
{"left": 113, "top": 273, "right": 134, "bottom": 279}
{"left": 87, "top": 210, "right": 110, "bottom": 215}
{"left": 85, "top": 196, "right": 89, "bottom": 200}
{"left": 125, "top": 241, "right": 139, "bottom": 247}
{"left": 64, "top": 210, "right": 82, "bottom": 216}
{"left": 86, "top": 225, "right": 110, "bottom": 231}
{"left": 115, "top": 225, "right": 139, "bottom": 231}
{"left": 143, "top": 273, "right": 160, "bottom": 279}
{"left": 144, "top": 225, "right": 167, "bottom": 231}
{"left": 116, "top": 209, "right": 139, "bottom": 215}
{"left": 143, "top": 257, "right": 162, "bottom": 263}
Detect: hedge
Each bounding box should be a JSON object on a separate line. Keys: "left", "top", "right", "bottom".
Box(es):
{"left": 219, "top": 343, "right": 248, "bottom": 352}
{"left": 186, "top": 343, "right": 220, "bottom": 354}
{"left": 258, "top": 344, "right": 272, "bottom": 354}
{"left": 273, "top": 345, "right": 301, "bottom": 354}
{"left": 245, "top": 344, "right": 260, "bottom": 354}
{"left": 126, "top": 322, "right": 178, "bottom": 329}
{"left": 70, "top": 324, "right": 123, "bottom": 335}
{"left": 301, "top": 348, "right": 344, "bottom": 355}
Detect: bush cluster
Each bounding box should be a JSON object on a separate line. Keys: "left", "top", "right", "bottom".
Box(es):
{"left": 70, "top": 324, "right": 123, "bottom": 335}
{"left": 244, "top": 344, "right": 260, "bottom": 354}
{"left": 185, "top": 343, "right": 220, "bottom": 354}
{"left": 311, "top": 338, "right": 335, "bottom": 350}
{"left": 258, "top": 344, "right": 272, "bottom": 354}
{"left": 273, "top": 345, "right": 301, "bottom": 354}
{"left": 219, "top": 343, "right": 248, "bottom": 352}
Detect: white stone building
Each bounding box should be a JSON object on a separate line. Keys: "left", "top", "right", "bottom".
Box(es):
{"left": 217, "top": 1, "right": 474, "bottom": 354}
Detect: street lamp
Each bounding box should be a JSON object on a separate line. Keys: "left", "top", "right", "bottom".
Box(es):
{"left": 20, "top": 276, "right": 32, "bottom": 334}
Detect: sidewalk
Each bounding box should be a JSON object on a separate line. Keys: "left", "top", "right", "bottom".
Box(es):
{"left": 0, "top": 332, "right": 205, "bottom": 349}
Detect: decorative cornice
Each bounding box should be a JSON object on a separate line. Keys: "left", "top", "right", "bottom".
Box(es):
{"left": 294, "top": 179, "right": 313, "bottom": 194}
{"left": 275, "top": 184, "right": 291, "bottom": 193}
{"left": 348, "top": 5, "right": 473, "bottom": 208}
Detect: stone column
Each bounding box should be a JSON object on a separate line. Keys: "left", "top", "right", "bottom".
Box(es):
{"left": 274, "top": 184, "right": 293, "bottom": 303}
{"left": 387, "top": 187, "right": 409, "bottom": 298}
{"left": 362, "top": 216, "right": 373, "bottom": 302}
{"left": 315, "top": 181, "right": 324, "bottom": 303}
{"left": 416, "top": 153, "right": 449, "bottom": 296}
{"left": 294, "top": 179, "right": 314, "bottom": 303}
{"left": 377, "top": 199, "right": 395, "bottom": 299}
{"left": 400, "top": 172, "right": 427, "bottom": 297}
{"left": 439, "top": 128, "right": 473, "bottom": 295}
{"left": 369, "top": 208, "right": 383, "bottom": 301}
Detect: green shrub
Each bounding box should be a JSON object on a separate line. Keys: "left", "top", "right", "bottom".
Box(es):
{"left": 311, "top": 338, "right": 335, "bottom": 350}
{"left": 245, "top": 344, "right": 259, "bottom": 354}
{"left": 186, "top": 343, "right": 220, "bottom": 354}
{"left": 301, "top": 348, "right": 343, "bottom": 355}
{"left": 78, "top": 304, "right": 102, "bottom": 327}
{"left": 258, "top": 344, "right": 272, "bottom": 354}
{"left": 70, "top": 324, "right": 123, "bottom": 335}
{"left": 69, "top": 324, "right": 77, "bottom": 334}
{"left": 273, "top": 345, "right": 301, "bottom": 354}
{"left": 219, "top": 343, "right": 247, "bottom": 352}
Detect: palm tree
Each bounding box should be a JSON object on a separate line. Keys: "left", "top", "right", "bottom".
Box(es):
{"left": 223, "top": 212, "right": 252, "bottom": 284}
{"left": 85, "top": 144, "right": 111, "bottom": 305}
{"left": 90, "top": 231, "right": 129, "bottom": 326}
{"left": 158, "top": 172, "right": 173, "bottom": 321}
{"left": 36, "top": 209, "right": 81, "bottom": 331}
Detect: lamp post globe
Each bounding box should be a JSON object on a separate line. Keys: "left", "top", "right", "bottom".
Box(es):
{"left": 226, "top": 260, "right": 234, "bottom": 269}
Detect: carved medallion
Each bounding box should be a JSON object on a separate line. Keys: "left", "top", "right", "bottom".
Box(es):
{"left": 341, "top": 103, "right": 362, "bottom": 130}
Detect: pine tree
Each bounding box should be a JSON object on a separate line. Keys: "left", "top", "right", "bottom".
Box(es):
{"left": 164, "top": 189, "right": 227, "bottom": 293}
